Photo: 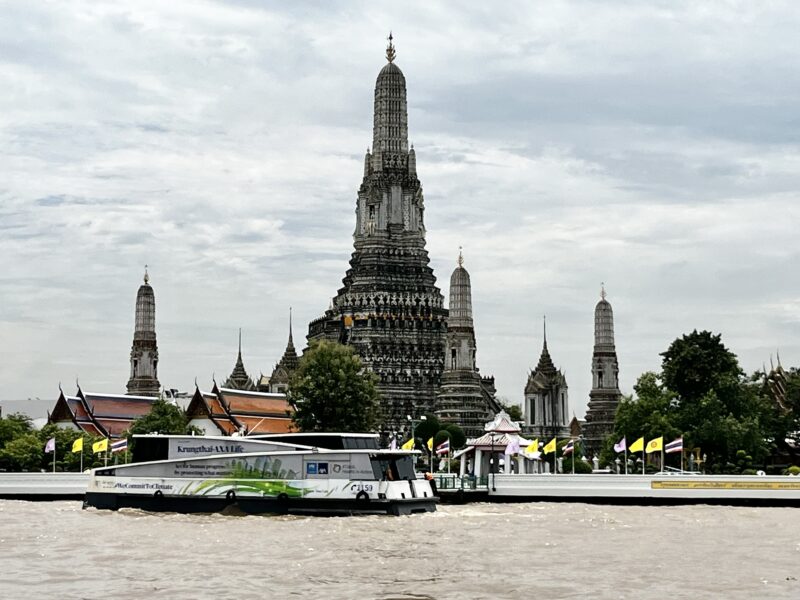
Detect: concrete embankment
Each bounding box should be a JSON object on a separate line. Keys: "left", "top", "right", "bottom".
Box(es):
{"left": 0, "top": 473, "right": 88, "bottom": 500}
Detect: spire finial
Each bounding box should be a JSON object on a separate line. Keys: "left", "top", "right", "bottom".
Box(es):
{"left": 543, "top": 315, "right": 547, "bottom": 347}
{"left": 386, "top": 31, "right": 396, "bottom": 63}
{"left": 457, "top": 246, "right": 463, "bottom": 268}
{"left": 144, "top": 264, "right": 149, "bottom": 284}
{"left": 600, "top": 282, "right": 606, "bottom": 300}
{"left": 289, "top": 307, "right": 294, "bottom": 344}
{"left": 238, "top": 328, "right": 242, "bottom": 354}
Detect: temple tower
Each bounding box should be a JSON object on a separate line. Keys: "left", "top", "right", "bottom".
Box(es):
{"left": 223, "top": 329, "right": 256, "bottom": 391}
{"left": 583, "top": 285, "right": 622, "bottom": 455}
{"left": 523, "top": 319, "right": 570, "bottom": 438}
{"left": 436, "top": 251, "right": 496, "bottom": 438}
{"left": 126, "top": 267, "right": 161, "bottom": 397}
{"left": 308, "top": 35, "right": 447, "bottom": 427}
{"left": 267, "top": 309, "right": 300, "bottom": 393}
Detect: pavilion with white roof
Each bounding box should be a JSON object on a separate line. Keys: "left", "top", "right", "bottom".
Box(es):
{"left": 453, "top": 411, "right": 550, "bottom": 477}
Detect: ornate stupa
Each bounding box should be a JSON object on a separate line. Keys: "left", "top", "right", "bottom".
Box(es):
{"left": 126, "top": 267, "right": 161, "bottom": 397}
{"left": 583, "top": 285, "right": 622, "bottom": 455}
{"left": 308, "top": 34, "right": 447, "bottom": 427}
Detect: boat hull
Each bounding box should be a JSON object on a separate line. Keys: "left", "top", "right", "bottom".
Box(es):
{"left": 83, "top": 490, "right": 437, "bottom": 516}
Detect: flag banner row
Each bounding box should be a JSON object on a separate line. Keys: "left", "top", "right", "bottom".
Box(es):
{"left": 616, "top": 436, "right": 683, "bottom": 454}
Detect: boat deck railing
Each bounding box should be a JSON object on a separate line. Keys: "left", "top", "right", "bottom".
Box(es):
{"left": 433, "top": 474, "right": 489, "bottom": 491}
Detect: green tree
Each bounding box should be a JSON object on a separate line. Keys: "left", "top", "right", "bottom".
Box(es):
{"left": 0, "top": 433, "right": 44, "bottom": 471}
{"left": 661, "top": 330, "right": 741, "bottom": 406}
{"left": 443, "top": 423, "right": 466, "bottom": 449}
{"left": 414, "top": 414, "right": 440, "bottom": 444}
{"left": 497, "top": 399, "right": 524, "bottom": 422}
{"left": 129, "top": 398, "right": 194, "bottom": 437}
{"left": 288, "top": 341, "right": 381, "bottom": 432}
{"left": 0, "top": 412, "right": 33, "bottom": 448}
{"left": 606, "top": 331, "right": 775, "bottom": 472}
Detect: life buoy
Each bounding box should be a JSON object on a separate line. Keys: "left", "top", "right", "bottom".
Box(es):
{"left": 226, "top": 489, "right": 236, "bottom": 502}
{"left": 356, "top": 490, "right": 369, "bottom": 502}
{"left": 154, "top": 490, "right": 163, "bottom": 498}
{"left": 277, "top": 493, "right": 289, "bottom": 502}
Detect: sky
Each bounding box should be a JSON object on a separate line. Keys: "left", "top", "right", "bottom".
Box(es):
{"left": 1, "top": 1, "right": 799, "bottom": 420}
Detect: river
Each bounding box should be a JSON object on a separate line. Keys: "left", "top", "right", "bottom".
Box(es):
{"left": 0, "top": 500, "right": 797, "bottom": 599}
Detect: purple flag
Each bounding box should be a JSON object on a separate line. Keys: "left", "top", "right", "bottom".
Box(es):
{"left": 504, "top": 437, "right": 520, "bottom": 456}
{"left": 613, "top": 437, "right": 626, "bottom": 453}
{"left": 44, "top": 437, "right": 56, "bottom": 453}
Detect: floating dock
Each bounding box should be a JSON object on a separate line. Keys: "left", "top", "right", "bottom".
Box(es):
{"left": 437, "top": 473, "right": 800, "bottom": 506}
{"left": 0, "top": 473, "right": 88, "bottom": 500}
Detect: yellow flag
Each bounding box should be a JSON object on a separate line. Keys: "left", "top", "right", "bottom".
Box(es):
{"left": 426, "top": 437, "right": 434, "bottom": 451}
{"left": 92, "top": 438, "right": 108, "bottom": 454}
{"left": 72, "top": 438, "right": 83, "bottom": 453}
{"left": 629, "top": 437, "right": 644, "bottom": 453}
{"left": 401, "top": 438, "right": 415, "bottom": 451}
{"left": 525, "top": 438, "right": 539, "bottom": 454}
{"left": 646, "top": 437, "right": 663, "bottom": 453}
{"left": 543, "top": 438, "right": 557, "bottom": 454}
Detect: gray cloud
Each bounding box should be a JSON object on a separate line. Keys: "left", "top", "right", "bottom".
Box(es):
{"left": 1, "top": 1, "right": 799, "bottom": 422}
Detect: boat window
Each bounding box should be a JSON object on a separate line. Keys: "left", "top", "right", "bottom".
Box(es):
{"left": 370, "top": 456, "right": 416, "bottom": 480}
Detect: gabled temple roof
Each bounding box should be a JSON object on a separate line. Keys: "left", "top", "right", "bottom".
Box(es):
{"left": 48, "top": 387, "right": 156, "bottom": 439}
{"left": 187, "top": 384, "right": 293, "bottom": 436}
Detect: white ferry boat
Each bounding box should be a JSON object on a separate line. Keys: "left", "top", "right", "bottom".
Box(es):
{"left": 84, "top": 433, "right": 437, "bottom": 516}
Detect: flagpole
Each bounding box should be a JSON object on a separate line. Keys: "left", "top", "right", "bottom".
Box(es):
{"left": 641, "top": 449, "right": 645, "bottom": 475}
{"left": 624, "top": 445, "right": 628, "bottom": 475}
{"left": 53, "top": 440, "right": 56, "bottom": 473}
{"left": 80, "top": 445, "right": 83, "bottom": 473}
{"left": 661, "top": 447, "right": 664, "bottom": 474}
{"left": 571, "top": 447, "right": 575, "bottom": 474}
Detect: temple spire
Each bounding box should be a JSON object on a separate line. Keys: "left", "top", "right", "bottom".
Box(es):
{"left": 288, "top": 307, "right": 294, "bottom": 346}
{"left": 127, "top": 269, "right": 160, "bottom": 396}
{"left": 543, "top": 315, "right": 547, "bottom": 349}
{"left": 386, "top": 31, "right": 396, "bottom": 63}
{"left": 457, "top": 246, "right": 464, "bottom": 267}
{"left": 601, "top": 281, "right": 606, "bottom": 300}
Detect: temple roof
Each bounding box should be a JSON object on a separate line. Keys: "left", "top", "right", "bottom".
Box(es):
{"left": 272, "top": 310, "right": 299, "bottom": 380}
{"left": 222, "top": 329, "right": 256, "bottom": 391}
{"left": 49, "top": 387, "right": 156, "bottom": 439}
{"left": 186, "top": 385, "right": 293, "bottom": 436}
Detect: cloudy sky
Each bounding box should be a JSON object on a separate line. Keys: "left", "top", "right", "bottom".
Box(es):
{"left": 1, "top": 1, "right": 799, "bottom": 419}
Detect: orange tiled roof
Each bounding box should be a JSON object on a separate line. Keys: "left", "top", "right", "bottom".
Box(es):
{"left": 235, "top": 415, "right": 293, "bottom": 434}
{"left": 220, "top": 390, "right": 292, "bottom": 417}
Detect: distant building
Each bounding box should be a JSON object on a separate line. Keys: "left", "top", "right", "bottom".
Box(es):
{"left": 583, "top": 286, "right": 622, "bottom": 456}
{"left": 523, "top": 321, "right": 570, "bottom": 438}
{"left": 126, "top": 268, "right": 161, "bottom": 397}
{"left": 186, "top": 383, "right": 293, "bottom": 435}
{"left": 49, "top": 385, "right": 156, "bottom": 439}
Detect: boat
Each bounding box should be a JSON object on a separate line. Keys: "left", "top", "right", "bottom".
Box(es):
{"left": 83, "top": 433, "right": 438, "bottom": 516}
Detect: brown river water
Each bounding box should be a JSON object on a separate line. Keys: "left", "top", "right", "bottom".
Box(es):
{"left": 0, "top": 500, "right": 798, "bottom": 599}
